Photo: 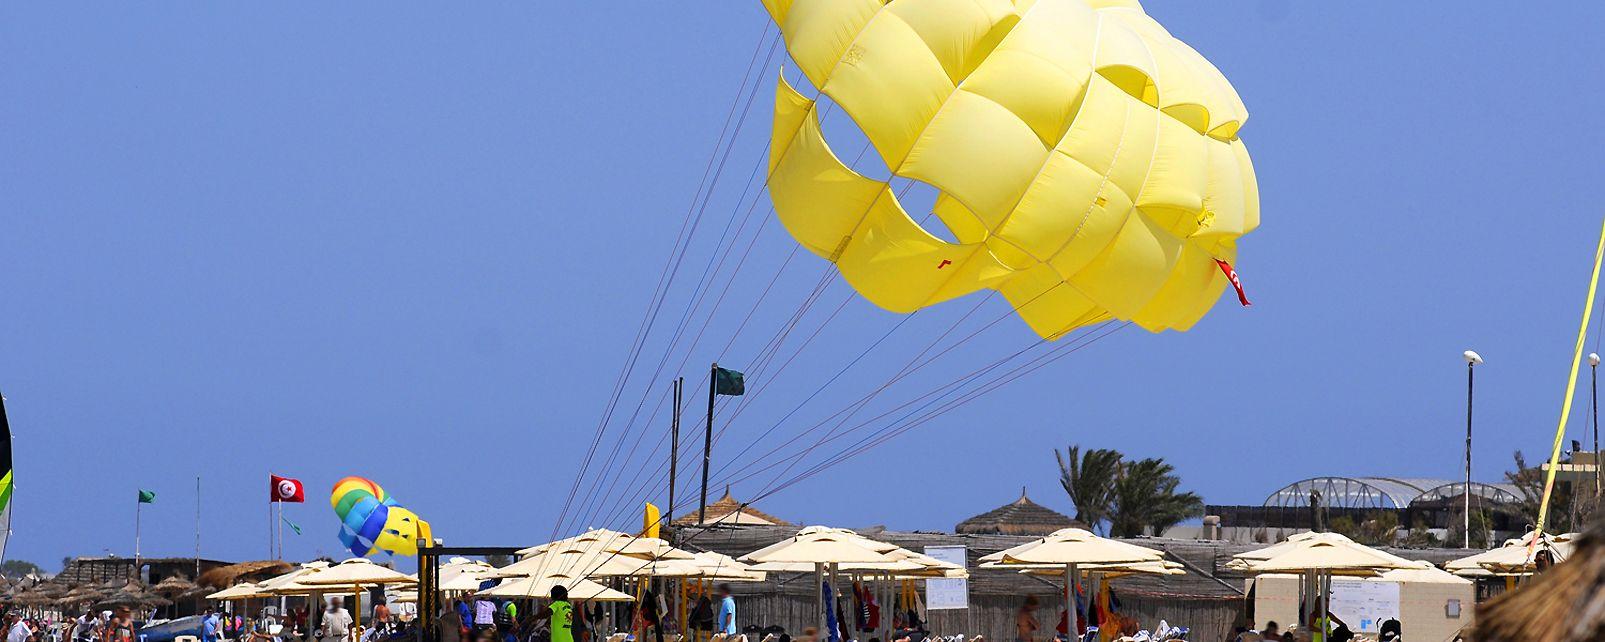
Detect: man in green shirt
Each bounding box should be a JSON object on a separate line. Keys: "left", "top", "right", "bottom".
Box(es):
{"left": 536, "top": 586, "right": 573, "bottom": 642}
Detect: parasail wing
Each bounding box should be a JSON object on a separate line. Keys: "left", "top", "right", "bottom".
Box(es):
{"left": 761, "top": 0, "right": 1260, "bottom": 337}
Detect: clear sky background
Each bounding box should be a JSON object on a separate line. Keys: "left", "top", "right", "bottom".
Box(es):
{"left": 5, "top": 1, "right": 1605, "bottom": 572}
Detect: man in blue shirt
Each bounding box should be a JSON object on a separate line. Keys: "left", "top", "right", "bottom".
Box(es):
{"left": 715, "top": 584, "right": 736, "bottom": 637}
{"left": 201, "top": 609, "right": 220, "bottom": 642}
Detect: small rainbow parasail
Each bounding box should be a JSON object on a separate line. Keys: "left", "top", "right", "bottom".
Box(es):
{"left": 330, "top": 476, "right": 433, "bottom": 557}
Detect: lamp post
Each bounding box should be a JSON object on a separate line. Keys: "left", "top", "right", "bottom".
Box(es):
{"left": 1463, "top": 350, "right": 1483, "bottom": 549}
{"left": 1591, "top": 353, "right": 1600, "bottom": 499}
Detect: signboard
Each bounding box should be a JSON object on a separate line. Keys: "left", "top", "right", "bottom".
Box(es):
{"left": 1328, "top": 579, "right": 1400, "bottom": 633}
{"left": 923, "top": 546, "right": 968, "bottom": 610}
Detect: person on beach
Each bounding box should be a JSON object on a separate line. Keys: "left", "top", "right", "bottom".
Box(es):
{"left": 535, "top": 586, "right": 574, "bottom": 642}
{"left": 102, "top": 608, "right": 133, "bottom": 642}
{"left": 201, "top": 609, "right": 221, "bottom": 642}
{"left": 1014, "top": 596, "right": 1039, "bottom": 642}
{"left": 319, "top": 599, "right": 352, "bottom": 642}
{"left": 715, "top": 584, "right": 737, "bottom": 638}
{"left": 437, "top": 601, "right": 463, "bottom": 642}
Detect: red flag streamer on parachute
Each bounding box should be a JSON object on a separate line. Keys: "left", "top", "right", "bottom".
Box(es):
{"left": 1215, "top": 259, "right": 1251, "bottom": 307}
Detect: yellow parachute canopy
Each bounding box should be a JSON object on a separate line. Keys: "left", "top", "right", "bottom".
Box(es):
{"left": 760, "top": 0, "right": 1259, "bottom": 338}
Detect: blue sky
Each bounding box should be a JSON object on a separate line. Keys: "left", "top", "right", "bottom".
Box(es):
{"left": 5, "top": 1, "right": 1605, "bottom": 571}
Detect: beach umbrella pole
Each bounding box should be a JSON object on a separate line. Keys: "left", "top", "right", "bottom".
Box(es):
{"left": 1064, "top": 563, "right": 1078, "bottom": 640}
{"left": 816, "top": 563, "right": 825, "bottom": 640}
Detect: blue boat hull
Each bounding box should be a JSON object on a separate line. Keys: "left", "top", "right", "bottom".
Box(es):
{"left": 138, "top": 615, "right": 204, "bottom": 642}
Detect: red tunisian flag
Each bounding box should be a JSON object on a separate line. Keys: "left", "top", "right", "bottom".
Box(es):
{"left": 1214, "top": 259, "right": 1252, "bottom": 307}
{"left": 270, "top": 475, "right": 305, "bottom": 503}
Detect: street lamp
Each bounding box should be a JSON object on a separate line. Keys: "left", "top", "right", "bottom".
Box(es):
{"left": 1463, "top": 350, "right": 1483, "bottom": 549}
{"left": 1591, "top": 353, "right": 1600, "bottom": 498}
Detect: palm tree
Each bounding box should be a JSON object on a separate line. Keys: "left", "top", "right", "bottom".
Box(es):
{"left": 1108, "top": 457, "right": 1204, "bottom": 538}
{"left": 1056, "top": 445, "right": 1122, "bottom": 533}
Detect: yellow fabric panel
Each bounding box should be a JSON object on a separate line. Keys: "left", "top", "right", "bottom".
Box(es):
{"left": 769, "top": 76, "right": 816, "bottom": 173}
{"left": 994, "top": 150, "right": 1109, "bottom": 261}
{"left": 1068, "top": 211, "right": 1181, "bottom": 320}
{"left": 997, "top": 264, "right": 1103, "bottom": 339}
{"left": 772, "top": 0, "right": 884, "bottom": 91}
{"left": 822, "top": 11, "right": 955, "bottom": 170}
{"left": 932, "top": 192, "right": 988, "bottom": 245}
{"left": 1134, "top": 114, "right": 1208, "bottom": 236}
{"left": 962, "top": 47, "right": 1092, "bottom": 148}
{"left": 1006, "top": 0, "right": 1101, "bottom": 73}
{"left": 1170, "top": 42, "right": 1249, "bottom": 134}
{"left": 900, "top": 89, "right": 1050, "bottom": 226}
{"left": 1054, "top": 74, "right": 1156, "bottom": 200}
{"left": 1094, "top": 27, "right": 1158, "bottom": 106}
{"left": 885, "top": 0, "right": 1020, "bottom": 84}
{"left": 768, "top": 73, "right": 1014, "bottom": 314}
{"left": 767, "top": 77, "right": 884, "bottom": 259}
{"left": 1045, "top": 174, "right": 1134, "bottom": 277}
{"left": 1099, "top": 6, "right": 1248, "bottom": 135}
{"left": 1130, "top": 244, "right": 1226, "bottom": 332}
{"left": 760, "top": 0, "right": 791, "bottom": 24}
{"left": 1085, "top": 0, "right": 1143, "bottom": 9}
{"left": 1235, "top": 143, "right": 1260, "bottom": 233}
{"left": 1195, "top": 139, "right": 1248, "bottom": 240}
{"left": 836, "top": 209, "right": 1015, "bottom": 312}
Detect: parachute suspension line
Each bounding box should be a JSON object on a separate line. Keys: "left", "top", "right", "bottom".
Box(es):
{"left": 560, "top": 54, "right": 874, "bottom": 545}
{"left": 753, "top": 322, "right": 1130, "bottom": 504}
{"left": 706, "top": 294, "right": 995, "bottom": 488}
{"left": 717, "top": 179, "right": 919, "bottom": 423}
{"left": 808, "top": 321, "right": 1119, "bottom": 475}
{"left": 548, "top": 24, "right": 780, "bottom": 542}
{"left": 587, "top": 288, "right": 1091, "bottom": 548}
{"left": 568, "top": 134, "right": 881, "bottom": 539}
{"left": 710, "top": 280, "right": 1070, "bottom": 490}
{"left": 1534, "top": 216, "right": 1605, "bottom": 542}
{"left": 711, "top": 290, "right": 1033, "bottom": 488}
{"left": 547, "top": 325, "right": 1126, "bottom": 591}
{"left": 566, "top": 96, "right": 781, "bottom": 535}
{"left": 572, "top": 267, "right": 838, "bottom": 547}
{"left": 573, "top": 198, "right": 783, "bottom": 534}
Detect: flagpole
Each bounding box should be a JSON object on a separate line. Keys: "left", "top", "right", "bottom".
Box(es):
{"left": 268, "top": 471, "right": 274, "bottom": 559}
{"left": 700, "top": 363, "right": 716, "bottom": 525}
{"left": 277, "top": 500, "right": 284, "bottom": 560}
{"left": 195, "top": 476, "right": 202, "bottom": 577}
{"left": 135, "top": 496, "right": 142, "bottom": 574}
{"left": 668, "top": 377, "right": 681, "bottom": 535}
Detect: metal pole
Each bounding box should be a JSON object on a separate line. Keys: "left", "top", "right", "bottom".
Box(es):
{"left": 669, "top": 378, "right": 681, "bottom": 530}
{"left": 1593, "top": 361, "right": 1600, "bottom": 498}
{"left": 196, "top": 476, "right": 202, "bottom": 577}
{"left": 816, "top": 563, "right": 825, "bottom": 638}
{"left": 135, "top": 499, "right": 143, "bottom": 581}
{"left": 699, "top": 363, "right": 715, "bottom": 525}
{"left": 1064, "top": 563, "right": 1077, "bottom": 640}
{"left": 1466, "top": 361, "right": 1475, "bottom": 549}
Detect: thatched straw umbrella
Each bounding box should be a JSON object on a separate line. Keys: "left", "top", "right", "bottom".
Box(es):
{"left": 10, "top": 589, "right": 56, "bottom": 608}
{"left": 57, "top": 585, "right": 107, "bottom": 609}
{"left": 96, "top": 588, "right": 171, "bottom": 611}
{"left": 955, "top": 488, "right": 1082, "bottom": 536}
{"left": 1473, "top": 519, "right": 1605, "bottom": 641}
{"left": 152, "top": 575, "right": 198, "bottom": 596}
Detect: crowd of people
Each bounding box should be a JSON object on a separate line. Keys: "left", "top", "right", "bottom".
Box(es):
{"left": 1, "top": 605, "right": 140, "bottom": 642}
{"left": 433, "top": 584, "right": 738, "bottom": 642}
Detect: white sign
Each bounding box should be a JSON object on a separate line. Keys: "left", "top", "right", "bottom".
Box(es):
{"left": 923, "top": 546, "right": 968, "bottom": 610}
{"left": 1328, "top": 579, "right": 1400, "bottom": 633}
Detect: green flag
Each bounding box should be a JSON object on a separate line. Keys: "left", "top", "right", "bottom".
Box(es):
{"left": 137, "top": 489, "right": 156, "bottom": 504}
{"left": 282, "top": 515, "right": 302, "bottom": 535}
{"left": 714, "top": 366, "right": 745, "bottom": 396}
